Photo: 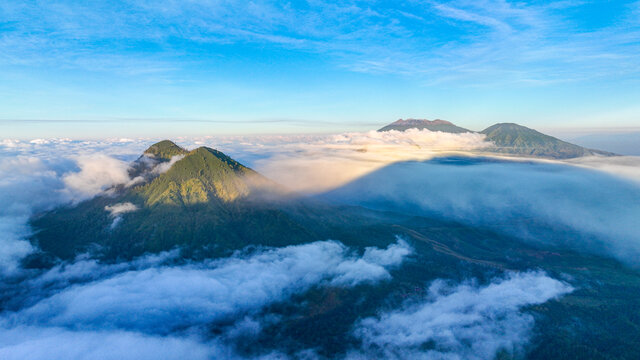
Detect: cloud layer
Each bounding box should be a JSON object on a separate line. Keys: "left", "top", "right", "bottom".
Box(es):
{"left": 216, "top": 129, "right": 491, "bottom": 193}
{"left": 0, "top": 149, "right": 135, "bottom": 272}
{"left": 324, "top": 157, "right": 640, "bottom": 265}
{"left": 0, "top": 239, "right": 411, "bottom": 359}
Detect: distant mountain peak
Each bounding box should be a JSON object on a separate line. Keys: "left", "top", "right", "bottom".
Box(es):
{"left": 480, "top": 123, "right": 615, "bottom": 159}
{"left": 379, "top": 118, "right": 472, "bottom": 133}
{"left": 390, "top": 118, "right": 454, "bottom": 126}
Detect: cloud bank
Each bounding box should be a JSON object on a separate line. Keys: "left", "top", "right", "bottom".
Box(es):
{"left": 0, "top": 149, "right": 136, "bottom": 273}
{"left": 566, "top": 155, "right": 640, "bottom": 184}
{"left": 348, "top": 271, "right": 573, "bottom": 360}
{"left": 0, "top": 235, "right": 570, "bottom": 360}
{"left": 2, "top": 133, "right": 638, "bottom": 272}
{"left": 212, "top": 129, "right": 491, "bottom": 193}
{"left": 62, "top": 154, "right": 131, "bottom": 201}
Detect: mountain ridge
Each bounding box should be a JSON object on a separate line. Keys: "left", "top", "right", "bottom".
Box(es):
{"left": 480, "top": 123, "right": 615, "bottom": 159}
{"left": 378, "top": 118, "right": 473, "bottom": 133}
{"left": 378, "top": 118, "right": 616, "bottom": 159}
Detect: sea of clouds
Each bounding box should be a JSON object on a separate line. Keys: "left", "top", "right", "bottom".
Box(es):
{"left": 1, "top": 129, "right": 635, "bottom": 358}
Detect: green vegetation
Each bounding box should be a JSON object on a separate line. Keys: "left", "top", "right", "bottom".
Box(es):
{"left": 143, "top": 139, "right": 189, "bottom": 160}
{"left": 31, "top": 141, "right": 307, "bottom": 259}
{"left": 137, "top": 146, "right": 259, "bottom": 205}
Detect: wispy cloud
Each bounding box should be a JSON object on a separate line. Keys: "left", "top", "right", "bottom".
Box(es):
{"left": 1, "top": 1, "right": 639, "bottom": 84}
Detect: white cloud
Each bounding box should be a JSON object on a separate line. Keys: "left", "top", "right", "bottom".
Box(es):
{"left": 0, "top": 239, "right": 411, "bottom": 359}
{"left": 104, "top": 202, "right": 138, "bottom": 217}
{"left": 564, "top": 155, "right": 640, "bottom": 184}
{"left": 0, "top": 156, "right": 66, "bottom": 274}
{"left": 0, "top": 326, "right": 214, "bottom": 360}
{"left": 348, "top": 271, "right": 573, "bottom": 360}
{"left": 104, "top": 202, "right": 139, "bottom": 229}
{"left": 0, "top": 136, "right": 607, "bottom": 359}
{"left": 0, "top": 142, "right": 146, "bottom": 272}
{"left": 216, "top": 129, "right": 490, "bottom": 193}
{"left": 13, "top": 239, "right": 410, "bottom": 332}
{"left": 151, "top": 154, "right": 185, "bottom": 174}
{"left": 62, "top": 154, "right": 132, "bottom": 201}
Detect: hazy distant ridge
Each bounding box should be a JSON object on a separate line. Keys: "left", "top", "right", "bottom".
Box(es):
{"left": 379, "top": 118, "right": 616, "bottom": 159}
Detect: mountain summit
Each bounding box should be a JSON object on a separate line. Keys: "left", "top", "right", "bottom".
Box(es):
{"left": 143, "top": 140, "right": 190, "bottom": 160}
{"left": 137, "top": 145, "right": 261, "bottom": 205}
{"left": 378, "top": 119, "right": 472, "bottom": 133}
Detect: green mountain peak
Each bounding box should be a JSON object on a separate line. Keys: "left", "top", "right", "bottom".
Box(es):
{"left": 143, "top": 140, "right": 189, "bottom": 161}
{"left": 135, "top": 145, "right": 260, "bottom": 206}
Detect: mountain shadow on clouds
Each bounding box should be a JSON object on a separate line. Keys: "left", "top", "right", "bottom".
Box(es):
{"left": 321, "top": 156, "right": 640, "bottom": 266}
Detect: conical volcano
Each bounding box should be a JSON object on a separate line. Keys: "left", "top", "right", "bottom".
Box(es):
{"left": 30, "top": 141, "right": 312, "bottom": 260}
{"left": 136, "top": 145, "right": 264, "bottom": 206}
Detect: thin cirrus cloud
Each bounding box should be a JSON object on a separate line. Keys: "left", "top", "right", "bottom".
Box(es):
{"left": 0, "top": 0, "right": 639, "bottom": 84}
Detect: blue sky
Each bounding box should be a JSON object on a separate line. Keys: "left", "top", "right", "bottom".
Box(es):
{"left": 1, "top": 0, "right": 639, "bottom": 138}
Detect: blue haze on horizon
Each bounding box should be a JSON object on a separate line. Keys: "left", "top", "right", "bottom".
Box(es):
{"left": 0, "top": 0, "right": 639, "bottom": 138}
